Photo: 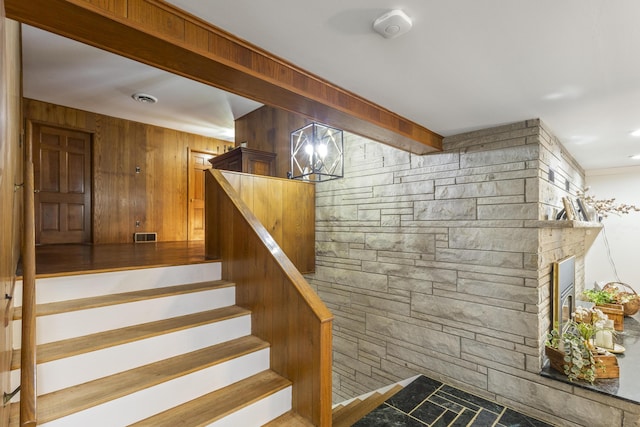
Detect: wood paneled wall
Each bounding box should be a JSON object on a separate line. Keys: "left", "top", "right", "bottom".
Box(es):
{"left": 24, "top": 99, "right": 227, "bottom": 244}
{"left": 235, "top": 106, "right": 311, "bottom": 178}
{"left": 205, "top": 169, "right": 332, "bottom": 426}
{"left": 0, "top": 15, "right": 22, "bottom": 427}
{"left": 222, "top": 170, "right": 315, "bottom": 273}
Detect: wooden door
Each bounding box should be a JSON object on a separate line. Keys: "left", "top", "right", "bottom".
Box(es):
{"left": 33, "top": 123, "right": 92, "bottom": 244}
{"left": 188, "top": 150, "right": 214, "bottom": 240}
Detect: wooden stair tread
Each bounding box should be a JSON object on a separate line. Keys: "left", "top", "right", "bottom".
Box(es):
{"left": 13, "top": 279, "right": 234, "bottom": 319}
{"left": 130, "top": 370, "right": 291, "bottom": 427}
{"left": 332, "top": 384, "right": 404, "bottom": 427}
{"left": 11, "top": 305, "right": 250, "bottom": 369}
{"left": 262, "top": 410, "right": 314, "bottom": 426}
{"left": 34, "top": 335, "right": 268, "bottom": 424}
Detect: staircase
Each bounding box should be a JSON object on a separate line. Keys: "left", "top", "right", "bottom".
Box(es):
{"left": 331, "top": 383, "right": 404, "bottom": 427}
{"left": 8, "top": 262, "right": 296, "bottom": 426}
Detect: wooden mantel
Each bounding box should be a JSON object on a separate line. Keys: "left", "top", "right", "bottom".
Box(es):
{"left": 5, "top": 0, "right": 443, "bottom": 155}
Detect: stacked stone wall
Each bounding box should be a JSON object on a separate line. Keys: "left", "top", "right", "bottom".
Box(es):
{"left": 306, "top": 119, "right": 640, "bottom": 426}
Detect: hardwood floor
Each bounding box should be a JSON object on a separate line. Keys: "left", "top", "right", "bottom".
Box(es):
{"left": 19, "top": 241, "right": 213, "bottom": 278}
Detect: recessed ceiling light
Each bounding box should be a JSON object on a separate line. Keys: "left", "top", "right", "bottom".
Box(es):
{"left": 630, "top": 154, "right": 640, "bottom": 160}
{"left": 132, "top": 93, "right": 158, "bottom": 104}
{"left": 630, "top": 129, "right": 640, "bottom": 137}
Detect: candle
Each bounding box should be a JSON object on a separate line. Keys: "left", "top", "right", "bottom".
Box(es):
{"left": 595, "top": 320, "right": 614, "bottom": 350}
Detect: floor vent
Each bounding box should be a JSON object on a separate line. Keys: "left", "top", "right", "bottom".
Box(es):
{"left": 134, "top": 232, "right": 157, "bottom": 243}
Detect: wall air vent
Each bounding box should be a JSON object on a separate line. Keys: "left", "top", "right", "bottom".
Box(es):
{"left": 133, "top": 232, "right": 157, "bottom": 243}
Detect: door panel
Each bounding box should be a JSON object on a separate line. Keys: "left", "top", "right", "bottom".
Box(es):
{"left": 40, "top": 149, "right": 60, "bottom": 192}
{"left": 40, "top": 203, "right": 59, "bottom": 231}
{"left": 188, "top": 150, "right": 214, "bottom": 240}
{"left": 68, "top": 152, "right": 86, "bottom": 192}
{"left": 33, "top": 123, "right": 92, "bottom": 244}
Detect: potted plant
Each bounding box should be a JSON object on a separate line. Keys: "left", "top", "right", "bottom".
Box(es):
{"left": 582, "top": 288, "right": 616, "bottom": 305}
{"left": 582, "top": 288, "right": 624, "bottom": 331}
{"left": 545, "top": 307, "right": 619, "bottom": 383}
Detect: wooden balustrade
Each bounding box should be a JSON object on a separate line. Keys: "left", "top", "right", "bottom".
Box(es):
{"left": 20, "top": 123, "right": 37, "bottom": 426}
{"left": 205, "top": 169, "right": 333, "bottom": 426}
{"left": 220, "top": 170, "right": 315, "bottom": 274}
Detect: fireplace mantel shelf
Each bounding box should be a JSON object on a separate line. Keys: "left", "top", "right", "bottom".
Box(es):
{"left": 524, "top": 220, "right": 603, "bottom": 229}
{"left": 527, "top": 220, "right": 603, "bottom": 251}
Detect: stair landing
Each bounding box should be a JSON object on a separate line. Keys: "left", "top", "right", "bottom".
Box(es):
{"left": 18, "top": 241, "right": 212, "bottom": 278}
{"left": 349, "top": 375, "right": 554, "bottom": 427}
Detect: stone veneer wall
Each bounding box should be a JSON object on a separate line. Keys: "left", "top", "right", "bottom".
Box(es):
{"left": 306, "top": 119, "right": 640, "bottom": 426}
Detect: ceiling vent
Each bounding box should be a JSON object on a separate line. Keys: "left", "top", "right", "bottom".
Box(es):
{"left": 131, "top": 93, "right": 158, "bottom": 104}
{"left": 373, "top": 10, "right": 413, "bottom": 39}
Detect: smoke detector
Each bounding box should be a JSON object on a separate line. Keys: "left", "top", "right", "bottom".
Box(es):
{"left": 373, "top": 10, "right": 413, "bottom": 39}
{"left": 132, "top": 93, "right": 158, "bottom": 104}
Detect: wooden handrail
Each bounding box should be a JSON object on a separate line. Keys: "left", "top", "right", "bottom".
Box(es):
{"left": 20, "top": 123, "right": 37, "bottom": 426}
{"left": 205, "top": 169, "right": 333, "bottom": 426}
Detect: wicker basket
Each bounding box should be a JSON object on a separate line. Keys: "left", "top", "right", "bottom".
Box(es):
{"left": 603, "top": 282, "right": 639, "bottom": 316}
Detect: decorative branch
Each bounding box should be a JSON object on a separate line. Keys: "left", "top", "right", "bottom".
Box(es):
{"left": 578, "top": 188, "right": 640, "bottom": 217}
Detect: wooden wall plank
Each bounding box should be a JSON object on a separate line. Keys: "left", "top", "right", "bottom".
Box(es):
{"left": 83, "top": 0, "right": 127, "bottom": 17}
{"left": 283, "top": 180, "right": 315, "bottom": 273}
{"left": 5, "top": 0, "right": 443, "bottom": 155}
{"left": 127, "top": 0, "right": 185, "bottom": 41}
{"left": 235, "top": 106, "right": 310, "bottom": 178}
{"left": 185, "top": 20, "right": 208, "bottom": 52}
{"left": 253, "top": 177, "right": 282, "bottom": 243}
{"left": 25, "top": 98, "right": 226, "bottom": 243}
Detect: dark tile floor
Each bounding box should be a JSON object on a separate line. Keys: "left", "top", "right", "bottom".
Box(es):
{"left": 353, "top": 375, "right": 554, "bottom": 427}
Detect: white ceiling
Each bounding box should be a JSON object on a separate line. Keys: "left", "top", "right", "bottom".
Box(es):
{"left": 21, "top": 26, "right": 262, "bottom": 141}
{"left": 22, "top": 1, "right": 640, "bottom": 171}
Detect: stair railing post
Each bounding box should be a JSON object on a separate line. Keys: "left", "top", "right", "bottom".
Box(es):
{"left": 20, "top": 124, "right": 37, "bottom": 426}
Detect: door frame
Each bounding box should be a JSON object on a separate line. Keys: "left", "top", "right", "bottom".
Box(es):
{"left": 187, "top": 148, "right": 215, "bottom": 241}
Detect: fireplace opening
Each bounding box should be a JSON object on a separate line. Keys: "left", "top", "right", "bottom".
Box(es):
{"left": 552, "top": 255, "right": 575, "bottom": 333}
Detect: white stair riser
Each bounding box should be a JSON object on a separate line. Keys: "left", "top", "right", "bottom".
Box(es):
{"left": 10, "top": 315, "right": 251, "bottom": 397}
{"left": 39, "top": 350, "right": 271, "bottom": 427}
{"left": 13, "top": 287, "right": 235, "bottom": 346}
{"left": 13, "top": 262, "right": 221, "bottom": 307}
{"left": 209, "top": 387, "right": 291, "bottom": 427}
{"left": 12, "top": 262, "right": 291, "bottom": 426}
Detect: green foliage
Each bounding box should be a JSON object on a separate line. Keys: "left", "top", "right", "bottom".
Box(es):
{"left": 561, "top": 322, "right": 597, "bottom": 384}
{"left": 574, "top": 320, "right": 597, "bottom": 342}
{"left": 545, "top": 328, "right": 560, "bottom": 348}
{"left": 546, "top": 320, "right": 601, "bottom": 384}
{"left": 583, "top": 289, "right": 617, "bottom": 305}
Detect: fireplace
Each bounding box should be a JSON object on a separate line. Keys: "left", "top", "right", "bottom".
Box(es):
{"left": 552, "top": 255, "right": 575, "bottom": 333}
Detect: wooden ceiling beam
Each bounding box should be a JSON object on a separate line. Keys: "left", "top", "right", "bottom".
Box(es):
{"left": 5, "top": 0, "right": 442, "bottom": 154}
